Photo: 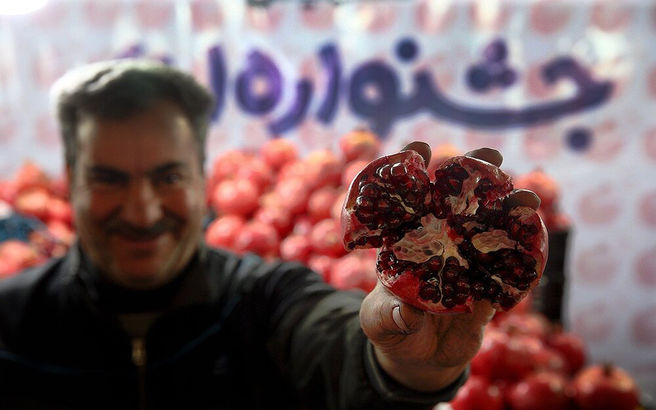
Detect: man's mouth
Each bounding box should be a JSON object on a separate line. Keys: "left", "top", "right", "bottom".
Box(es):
{"left": 115, "top": 233, "right": 167, "bottom": 250}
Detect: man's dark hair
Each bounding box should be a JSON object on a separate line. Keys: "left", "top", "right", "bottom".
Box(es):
{"left": 51, "top": 59, "right": 215, "bottom": 168}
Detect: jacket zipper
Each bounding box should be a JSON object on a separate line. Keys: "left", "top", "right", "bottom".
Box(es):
{"left": 131, "top": 337, "right": 147, "bottom": 410}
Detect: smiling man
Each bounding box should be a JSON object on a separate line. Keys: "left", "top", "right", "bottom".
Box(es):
{"left": 72, "top": 99, "right": 205, "bottom": 289}
{"left": 0, "top": 59, "right": 540, "bottom": 410}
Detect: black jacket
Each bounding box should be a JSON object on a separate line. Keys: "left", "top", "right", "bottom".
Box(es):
{"left": 0, "top": 244, "right": 465, "bottom": 409}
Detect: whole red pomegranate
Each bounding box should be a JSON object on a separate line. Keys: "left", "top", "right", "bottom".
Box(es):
{"left": 303, "top": 149, "right": 344, "bottom": 190}
{"left": 273, "top": 177, "right": 312, "bottom": 216}
{"left": 307, "top": 186, "right": 340, "bottom": 223}
{"left": 471, "top": 328, "right": 510, "bottom": 379}
{"left": 0, "top": 240, "right": 42, "bottom": 278}
{"left": 330, "top": 190, "right": 347, "bottom": 220}
{"left": 47, "top": 220, "right": 75, "bottom": 246}
{"left": 341, "top": 160, "right": 369, "bottom": 188}
{"left": 233, "top": 221, "right": 280, "bottom": 258}
{"left": 14, "top": 188, "right": 51, "bottom": 221}
{"left": 338, "top": 128, "right": 381, "bottom": 162}
{"left": 279, "top": 234, "right": 313, "bottom": 264}
{"left": 310, "top": 218, "right": 346, "bottom": 258}
{"left": 532, "top": 346, "right": 569, "bottom": 375}
{"left": 308, "top": 254, "right": 334, "bottom": 282}
{"left": 46, "top": 196, "right": 73, "bottom": 225}
{"left": 341, "top": 148, "right": 548, "bottom": 313}
{"left": 253, "top": 206, "right": 293, "bottom": 238}
{"left": 205, "top": 215, "right": 246, "bottom": 250}
{"left": 515, "top": 168, "right": 560, "bottom": 211}
{"left": 209, "top": 150, "right": 251, "bottom": 188}
{"left": 572, "top": 364, "right": 640, "bottom": 410}
{"left": 13, "top": 161, "right": 51, "bottom": 195}
{"left": 546, "top": 329, "right": 586, "bottom": 375}
{"left": 330, "top": 252, "right": 377, "bottom": 293}
{"left": 236, "top": 157, "right": 273, "bottom": 193}
{"left": 449, "top": 375, "right": 504, "bottom": 410}
{"left": 211, "top": 179, "right": 259, "bottom": 217}
{"left": 292, "top": 215, "right": 315, "bottom": 237}
{"left": 472, "top": 329, "right": 544, "bottom": 381}
{"left": 507, "top": 371, "right": 572, "bottom": 410}
{"left": 492, "top": 312, "right": 551, "bottom": 340}
{"left": 259, "top": 138, "right": 298, "bottom": 170}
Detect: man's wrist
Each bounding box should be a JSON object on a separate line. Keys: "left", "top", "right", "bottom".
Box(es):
{"left": 373, "top": 345, "right": 468, "bottom": 393}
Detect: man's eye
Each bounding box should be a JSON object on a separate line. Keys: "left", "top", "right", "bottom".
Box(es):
{"left": 90, "top": 174, "right": 126, "bottom": 186}
{"left": 159, "top": 172, "right": 183, "bottom": 185}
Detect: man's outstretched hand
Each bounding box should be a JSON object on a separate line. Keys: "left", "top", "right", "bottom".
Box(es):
{"left": 359, "top": 142, "right": 541, "bottom": 393}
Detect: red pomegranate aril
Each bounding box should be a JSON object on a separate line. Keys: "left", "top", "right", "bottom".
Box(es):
{"left": 342, "top": 149, "right": 547, "bottom": 313}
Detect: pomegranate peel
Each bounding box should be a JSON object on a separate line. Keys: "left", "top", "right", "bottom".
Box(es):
{"left": 341, "top": 149, "right": 548, "bottom": 314}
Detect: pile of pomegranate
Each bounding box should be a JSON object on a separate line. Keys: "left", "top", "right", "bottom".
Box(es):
{"left": 446, "top": 310, "right": 641, "bottom": 410}
{"left": 0, "top": 161, "right": 74, "bottom": 277}
{"left": 202, "top": 128, "right": 384, "bottom": 292}
{"left": 0, "top": 133, "right": 644, "bottom": 408}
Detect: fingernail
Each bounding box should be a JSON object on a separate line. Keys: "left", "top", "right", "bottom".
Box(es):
{"left": 392, "top": 305, "right": 410, "bottom": 333}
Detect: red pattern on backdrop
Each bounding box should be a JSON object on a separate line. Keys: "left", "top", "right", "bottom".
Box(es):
{"left": 577, "top": 184, "right": 621, "bottom": 225}
{"left": 635, "top": 246, "right": 656, "bottom": 287}
{"left": 574, "top": 243, "right": 619, "bottom": 285}
{"left": 529, "top": 1, "right": 571, "bottom": 35}
{"left": 523, "top": 125, "right": 563, "bottom": 161}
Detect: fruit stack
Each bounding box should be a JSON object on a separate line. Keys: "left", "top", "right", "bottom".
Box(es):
{"left": 446, "top": 310, "right": 642, "bottom": 410}
{"left": 0, "top": 161, "right": 74, "bottom": 278}
{"left": 204, "top": 128, "right": 383, "bottom": 292}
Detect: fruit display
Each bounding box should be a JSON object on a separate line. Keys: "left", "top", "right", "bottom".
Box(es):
{"left": 0, "top": 134, "right": 647, "bottom": 409}
{"left": 443, "top": 310, "right": 642, "bottom": 410}
{"left": 0, "top": 162, "right": 74, "bottom": 278}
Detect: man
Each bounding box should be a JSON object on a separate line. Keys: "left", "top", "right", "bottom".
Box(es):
{"left": 0, "top": 59, "right": 539, "bottom": 409}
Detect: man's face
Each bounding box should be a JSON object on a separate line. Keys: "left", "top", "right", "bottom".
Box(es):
{"left": 69, "top": 100, "right": 206, "bottom": 290}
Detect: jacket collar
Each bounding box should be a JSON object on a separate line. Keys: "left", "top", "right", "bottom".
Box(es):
{"left": 59, "top": 242, "right": 213, "bottom": 314}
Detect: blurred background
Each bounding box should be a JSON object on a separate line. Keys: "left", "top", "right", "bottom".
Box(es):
{"left": 0, "top": 0, "right": 655, "bottom": 406}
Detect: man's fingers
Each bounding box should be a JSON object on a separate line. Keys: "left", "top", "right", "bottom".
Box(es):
{"left": 505, "top": 189, "right": 541, "bottom": 211}
{"left": 361, "top": 282, "right": 425, "bottom": 340}
{"left": 465, "top": 147, "right": 503, "bottom": 167}
{"left": 402, "top": 141, "right": 431, "bottom": 167}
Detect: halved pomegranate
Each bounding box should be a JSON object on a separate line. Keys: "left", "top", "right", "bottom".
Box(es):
{"left": 341, "top": 148, "right": 548, "bottom": 313}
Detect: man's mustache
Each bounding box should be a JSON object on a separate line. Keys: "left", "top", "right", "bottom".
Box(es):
{"left": 105, "top": 217, "right": 181, "bottom": 240}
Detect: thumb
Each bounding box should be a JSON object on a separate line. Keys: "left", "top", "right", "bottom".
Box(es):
{"left": 361, "top": 282, "right": 425, "bottom": 341}
{"left": 392, "top": 301, "right": 425, "bottom": 335}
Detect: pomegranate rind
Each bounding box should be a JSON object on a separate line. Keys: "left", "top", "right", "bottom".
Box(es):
{"left": 378, "top": 267, "right": 470, "bottom": 313}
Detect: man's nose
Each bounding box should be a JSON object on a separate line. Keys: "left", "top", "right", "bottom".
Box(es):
{"left": 121, "top": 178, "right": 163, "bottom": 226}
